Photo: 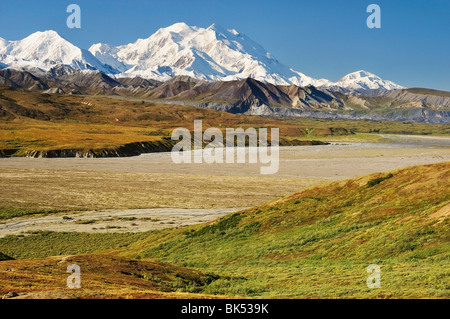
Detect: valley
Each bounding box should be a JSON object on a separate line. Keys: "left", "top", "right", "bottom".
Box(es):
{"left": 0, "top": 160, "right": 448, "bottom": 298}
{"left": 0, "top": 83, "right": 449, "bottom": 299}
{"left": 1, "top": 136, "right": 449, "bottom": 213}
{"left": 0, "top": 23, "right": 449, "bottom": 300}
{"left": 0, "top": 0, "right": 448, "bottom": 304}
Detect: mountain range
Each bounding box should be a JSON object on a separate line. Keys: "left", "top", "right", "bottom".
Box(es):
{"left": 1, "top": 23, "right": 449, "bottom": 123}
{"left": 1, "top": 66, "right": 448, "bottom": 123}
{"left": 0, "top": 23, "right": 404, "bottom": 93}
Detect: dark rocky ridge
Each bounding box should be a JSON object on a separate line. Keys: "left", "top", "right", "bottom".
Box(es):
{"left": 0, "top": 66, "right": 449, "bottom": 123}
{"left": 19, "top": 140, "right": 176, "bottom": 158}
{"left": 0, "top": 138, "right": 330, "bottom": 158}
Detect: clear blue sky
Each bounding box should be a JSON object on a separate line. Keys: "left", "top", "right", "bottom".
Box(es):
{"left": 2, "top": 0, "right": 449, "bottom": 90}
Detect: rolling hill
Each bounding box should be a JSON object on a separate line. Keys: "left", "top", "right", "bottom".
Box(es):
{"left": 2, "top": 85, "right": 450, "bottom": 158}
{"left": 1, "top": 162, "right": 448, "bottom": 298}
{"left": 0, "top": 86, "right": 346, "bottom": 157}
{"left": 125, "top": 162, "right": 450, "bottom": 298}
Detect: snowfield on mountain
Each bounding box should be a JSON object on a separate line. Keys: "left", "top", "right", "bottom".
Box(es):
{"left": 0, "top": 23, "right": 404, "bottom": 92}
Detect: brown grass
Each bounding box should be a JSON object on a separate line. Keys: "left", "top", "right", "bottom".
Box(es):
{"left": 0, "top": 253, "right": 225, "bottom": 299}
{"left": 0, "top": 87, "right": 335, "bottom": 153}
{"left": 0, "top": 168, "right": 320, "bottom": 211}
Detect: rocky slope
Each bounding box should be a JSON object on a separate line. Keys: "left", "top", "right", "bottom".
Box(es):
{"left": 0, "top": 66, "right": 448, "bottom": 122}
{"left": 143, "top": 77, "right": 344, "bottom": 113}
{"left": 385, "top": 88, "right": 450, "bottom": 108}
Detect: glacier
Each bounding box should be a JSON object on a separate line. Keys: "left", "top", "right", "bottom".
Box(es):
{"left": 0, "top": 23, "right": 404, "bottom": 91}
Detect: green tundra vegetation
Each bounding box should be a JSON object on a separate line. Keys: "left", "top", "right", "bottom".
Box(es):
{"left": 1, "top": 162, "right": 448, "bottom": 298}
{"left": 1, "top": 87, "right": 449, "bottom": 156}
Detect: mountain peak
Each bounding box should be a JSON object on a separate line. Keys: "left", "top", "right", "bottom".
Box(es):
{"left": 86, "top": 24, "right": 404, "bottom": 90}
{"left": 1, "top": 25, "right": 405, "bottom": 92}
{"left": 6, "top": 30, "right": 80, "bottom": 63}
{"left": 351, "top": 70, "right": 370, "bottom": 76}
{"left": 336, "top": 70, "right": 404, "bottom": 91}
{"left": 162, "top": 22, "right": 194, "bottom": 33}
{"left": 24, "top": 30, "right": 66, "bottom": 43}
{"left": 0, "top": 30, "right": 113, "bottom": 74}
{"left": 32, "top": 29, "right": 60, "bottom": 36}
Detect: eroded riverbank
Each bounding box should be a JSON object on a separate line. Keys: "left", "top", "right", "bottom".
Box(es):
{"left": 0, "top": 135, "right": 449, "bottom": 235}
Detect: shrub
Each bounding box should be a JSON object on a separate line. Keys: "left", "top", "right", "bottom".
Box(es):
{"left": 367, "top": 173, "right": 394, "bottom": 187}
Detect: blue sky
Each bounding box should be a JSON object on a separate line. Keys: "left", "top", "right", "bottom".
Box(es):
{"left": 2, "top": 0, "right": 449, "bottom": 90}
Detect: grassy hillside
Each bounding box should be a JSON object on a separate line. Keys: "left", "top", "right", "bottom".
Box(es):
{"left": 122, "top": 162, "right": 450, "bottom": 298}
{"left": 0, "top": 162, "right": 448, "bottom": 298}
{"left": 283, "top": 117, "right": 450, "bottom": 136}
{"left": 0, "top": 253, "right": 229, "bottom": 299}
{"left": 0, "top": 231, "right": 150, "bottom": 259}
{"left": 0, "top": 86, "right": 347, "bottom": 155}
{"left": 1, "top": 87, "right": 449, "bottom": 155}
{"left": 406, "top": 88, "right": 450, "bottom": 98}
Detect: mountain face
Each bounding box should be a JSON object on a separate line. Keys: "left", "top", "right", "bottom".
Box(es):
{"left": 385, "top": 88, "right": 450, "bottom": 108}
{"left": 137, "top": 77, "right": 448, "bottom": 122}
{"left": 142, "top": 77, "right": 344, "bottom": 114}
{"left": 89, "top": 22, "right": 329, "bottom": 87}
{"left": 0, "top": 26, "right": 447, "bottom": 123}
{"left": 0, "top": 31, "right": 116, "bottom": 75}
{"left": 0, "top": 65, "right": 448, "bottom": 123}
{"left": 0, "top": 25, "right": 404, "bottom": 93}
{"left": 335, "top": 70, "right": 401, "bottom": 90}
{"left": 88, "top": 23, "right": 404, "bottom": 91}
{"left": 0, "top": 68, "right": 50, "bottom": 90}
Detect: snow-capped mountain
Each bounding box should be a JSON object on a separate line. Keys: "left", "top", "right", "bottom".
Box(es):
{"left": 88, "top": 43, "right": 131, "bottom": 73}
{"left": 0, "top": 24, "right": 404, "bottom": 92}
{"left": 0, "top": 31, "right": 116, "bottom": 74}
{"left": 331, "top": 70, "right": 403, "bottom": 91}
{"left": 89, "top": 22, "right": 330, "bottom": 87}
